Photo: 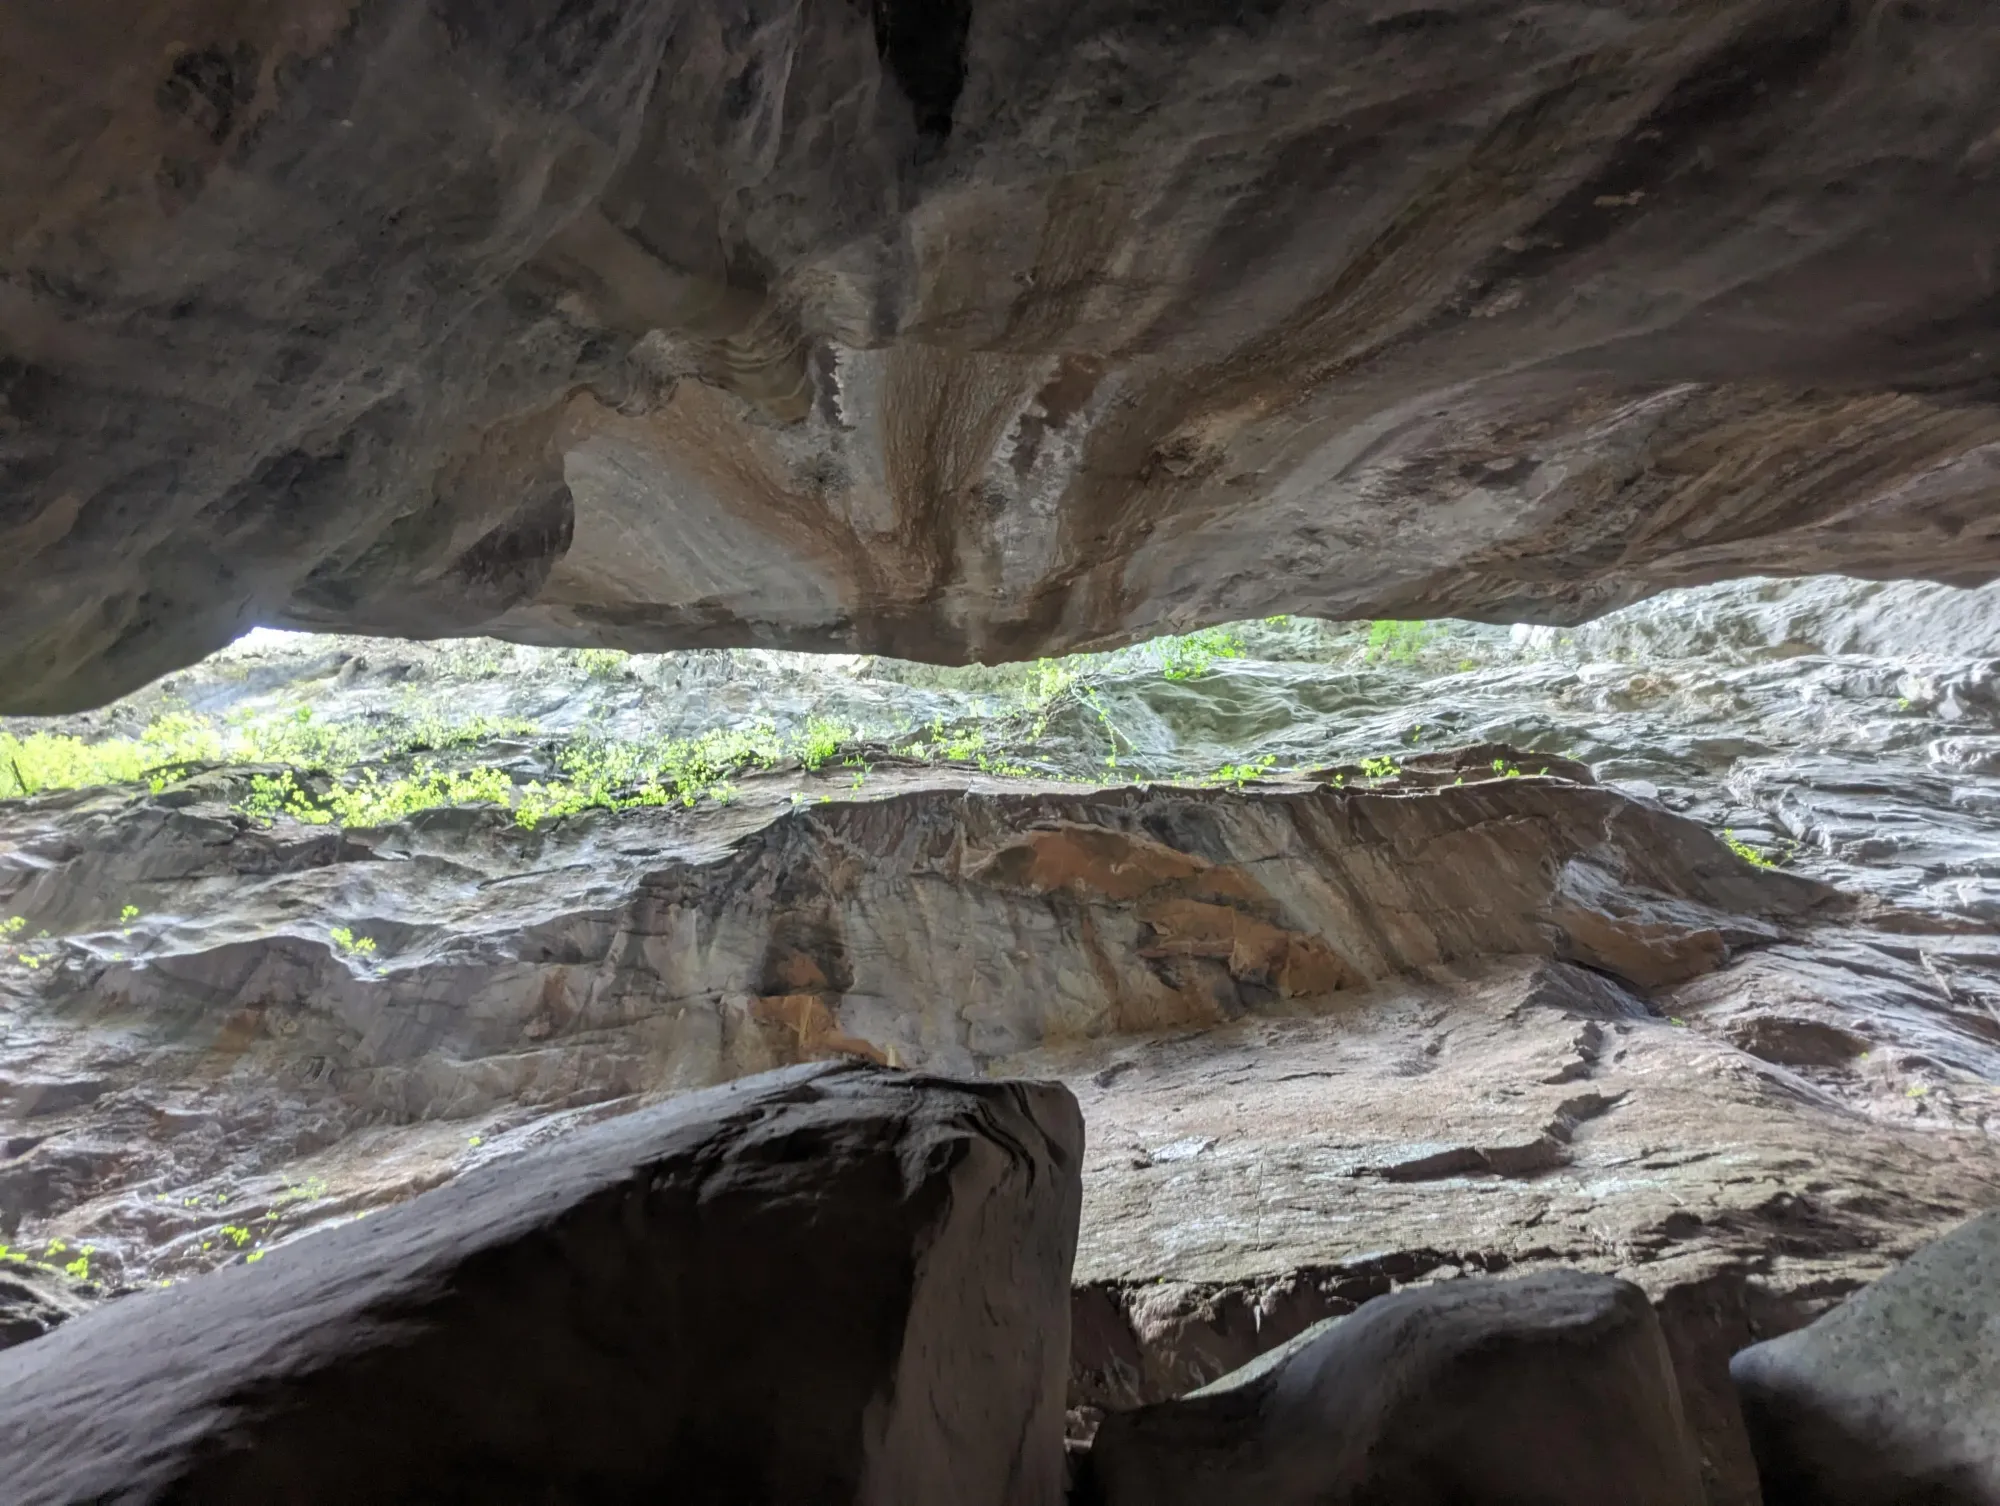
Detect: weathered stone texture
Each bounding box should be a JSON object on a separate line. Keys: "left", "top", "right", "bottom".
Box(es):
{"left": 0, "top": 1062, "right": 1084, "bottom": 1506}
{"left": 1732, "top": 1212, "right": 2000, "bottom": 1506}
{"left": 10, "top": 3, "right": 2000, "bottom": 709}
{"left": 1083, "top": 1270, "right": 1706, "bottom": 1506}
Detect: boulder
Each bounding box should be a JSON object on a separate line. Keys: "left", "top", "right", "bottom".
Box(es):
{"left": 1083, "top": 1270, "right": 1706, "bottom": 1506}
{"left": 0, "top": 1061, "right": 1083, "bottom": 1506}
{"left": 1731, "top": 1211, "right": 2000, "bottom": 1506}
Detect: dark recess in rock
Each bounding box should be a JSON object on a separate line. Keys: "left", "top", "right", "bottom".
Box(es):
{"left": 874, "top": 0, "right": 972, "bottom": 140}
{"left": 0, "top": 1062, "right": 1084, "bottom": 1506}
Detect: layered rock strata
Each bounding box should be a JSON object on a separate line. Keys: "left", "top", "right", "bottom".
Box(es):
{"left": 0, "top": 762, "right": 1836, "bottom": 1286}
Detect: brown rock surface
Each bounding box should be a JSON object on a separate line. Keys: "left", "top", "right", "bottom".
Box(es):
{"left": 10, "top": 3, "right": 2000, "bottom": 710}
{"left": 1083, "top": 1270, "right": 1706, "bottom": 1506}
{"left": 0, "top": 1061, "right": 1084, "bottom": 1506}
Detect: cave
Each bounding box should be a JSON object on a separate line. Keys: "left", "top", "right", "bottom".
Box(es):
{"left": 4, "top": 3, "right": 2000, "bottom": 1503}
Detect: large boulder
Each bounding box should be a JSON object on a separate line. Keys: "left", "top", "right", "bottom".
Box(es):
{"left": 1082, "top": 1270, "right": 1706, "bottom": 1506}
{"left": 1731, "top": 1211, "right": 2000, "bottom": 1505}
{"left": 0, "top": 1061, "right": 1083, "bottom": 1506}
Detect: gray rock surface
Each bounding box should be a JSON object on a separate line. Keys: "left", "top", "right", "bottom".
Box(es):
{"left": 1731, "top": 1211, "right": 2000, "bottom": 1506}
{"left": 0, "top": 1060, "right": 1083, "bottom": 1506}
{"left": 5, "top": 581, "right": 2000, "bottom": 1506}
{"left": 1083, "top": 1270, "right": 1705, "bottom": 1506}
{"left": 0, "top": 1264, "right": 91, "bottom": 1352}
{"left": 11, "top": 5, "right": 2000, "bottom": 711}
{"left": 0, "top": 764, "right": 1833, "bottom": 1290}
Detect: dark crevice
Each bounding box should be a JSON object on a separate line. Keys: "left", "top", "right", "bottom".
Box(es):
{"left": 873, "top": 0, "right": 971, "bottom": 141}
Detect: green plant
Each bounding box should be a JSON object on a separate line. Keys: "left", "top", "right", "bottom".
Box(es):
{"left": 797, "top": 716, "right": 846, "bottom": 771}
{"left": 272, "top": 1176, "right": 328, "bottom": 1207}
{"left": 0, "top": 1238, "right": 94, "bottom": 1283}
{"left": 577, "top": 648, "right": 630, "bottom": 679}
{"left": 1360, "top": 755, "right": 1400, "bottom": 779}
{"left": 1155, "top": 628, "right": 1245, "bottom": 682}
{"left": 1363, "top": 620, "right": 1436, "bottom": 664}
{"left": 1491, "top": 758, "right": 1523, "bottom": 778}
{"left": 1209, "top": 755, "right": 1278, "bottom": 788}
{"left": 1723, "top": 830, "right": 1774, "bottom": 869}
{"left": 329, "top": 926, "right": 378, "bottom": 957}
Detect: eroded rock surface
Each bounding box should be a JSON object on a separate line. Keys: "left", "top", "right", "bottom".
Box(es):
{"left": 10, "top": 5, "right": 2000, "bottom": 709}
{"left": 2, "top": 578, "right": 1998, "bottom": 1505}
{"left": 0, "top": 760, "right": 1833, "bottom": 1291}
{"left": 1084, "top": 1270, "right": 1705, "bottom": 1506}
{"left": 0, "top": 1061, "right": 1083, "bottom": 1506}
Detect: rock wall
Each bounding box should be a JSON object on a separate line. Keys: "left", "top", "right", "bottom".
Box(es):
{"left": 10, "top": 3, "right": 2000, "bottom": 709}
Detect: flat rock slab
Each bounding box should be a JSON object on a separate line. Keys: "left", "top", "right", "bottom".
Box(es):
{"left": 1732, "top": 1211, "right": 2000, "bottom": 1505}
{"left": 0, "top": 1061, "right": 1083, "bottom": 1506}
{"left": 1084, "top": 1269, "right": 1705, "bottom": 1506}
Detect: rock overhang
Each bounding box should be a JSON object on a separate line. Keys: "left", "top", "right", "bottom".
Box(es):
{"left": 7, "top": 0, "right": 2000, "bottom": 712}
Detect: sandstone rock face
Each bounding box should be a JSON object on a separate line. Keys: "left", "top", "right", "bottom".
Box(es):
{"left": 0, "top": 1061, "right": 1084, "bottom": 1506}
{"left": 1083, "top": 1270, "right": 1706, "bottom": 1506}
{"left": 10, "top": 3, "right": 2000, "bottom": 710}
{"left": 1731, "top": 1212, "right": 2000, "bottom": 1506}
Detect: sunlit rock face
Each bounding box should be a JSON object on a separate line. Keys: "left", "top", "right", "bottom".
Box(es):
{"left": 8, "top": 1, "right": 2000, "bottom": 710}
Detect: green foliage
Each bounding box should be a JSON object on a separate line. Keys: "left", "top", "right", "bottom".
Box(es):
{"left": 577, "top": 649, "right": 630, "bottom": 679}
{"left": 1722, "top": 830, "right": 1775, "bottom": 869}
{"left": 897, "top": 716, "right": 988, "bottom": 764}
{"left": 1208, "top": 755, "right": 1277, "bottom": 788}
{"left": 1360, "top": 755, "right": 1400, "bottom": 779}
{"left": 1155, "top": 628, "right": 1245, "bottom": 682}
{"left": 0, "top": 1239, "right": 94, "bottom": 1283}
{"left": 272, "top": 1176, "right": 328, "bottom": 1206}
{"left": 796, "top": 716, "right": 846, "bottom": 771}
{"left": 1491, "top": 758, "right": 1524, "bottom": 778}
{"left": 1, "top": 713, "right": 220, "bottom": 798}
{"left": 1, "top": 915, "right": 58, "bottom": 970}
{"left": 1363, "top": 620, "right": 1436, "bottom": 664}
{"left": 329, "top": 926, "right": 378, "bottom": 957}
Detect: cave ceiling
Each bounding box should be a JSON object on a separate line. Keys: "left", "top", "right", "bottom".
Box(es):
{"left": 5, "top": 0, "right": 2000, "bottom": 710}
